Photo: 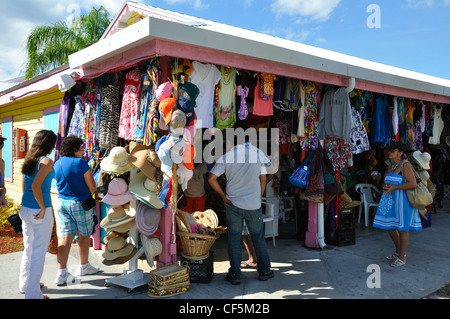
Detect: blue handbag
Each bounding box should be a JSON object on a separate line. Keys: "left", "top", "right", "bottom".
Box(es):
{"left": 289, "top": 153, "right": 315, "bottom": 189}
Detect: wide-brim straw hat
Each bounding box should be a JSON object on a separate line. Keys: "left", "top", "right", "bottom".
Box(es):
{"left": 129, "top": 172, "right": 164, "bottom": 209}
{"left": 101, "top": 146, "right": 134, "bottom": 174}
{"left": 412, "top": 150, "right": 431, "bottom": 170}
{"left": 100, "top": 205, "right": 135, "bottom": 233}
{"left": 136, "top": 200, "right": 160, "bottom": 236}
{"left": 140, "top": 235, "right": 162, "bottom": 268}
{"left": 102, "top": 178, "right": 134, "bottom": 206}
{"left": 102, "top": 236, "right": 136, "bottom": 260}
{"left": 102, "top": 247, "right": 137, "bottom": 265}
{"left": 128, "top": 142, "right": 161, "bottom": 181}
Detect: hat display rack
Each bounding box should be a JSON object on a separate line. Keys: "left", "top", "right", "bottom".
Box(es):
{"left": 100, "top": 154, "right": 152, "bottom": 292}
{"left": 100, "top": 61, "right": 197, "bottom": 294}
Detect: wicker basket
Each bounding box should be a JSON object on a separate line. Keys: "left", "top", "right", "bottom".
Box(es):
{"left": 150, "top": 264, "right": 189, "bottom": 286}
{"left": 148, "top": 280, "right": 190, "bottom": 297}
{"left": 177, "top": 231, "right": 219, "bottom": 259}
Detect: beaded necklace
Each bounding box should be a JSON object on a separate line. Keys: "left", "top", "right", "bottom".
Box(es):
{"left": 391, "top": 159, "right": 403, "bottom": 172}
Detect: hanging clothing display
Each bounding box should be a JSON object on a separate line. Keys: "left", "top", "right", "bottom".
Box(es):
{"left": 252, "top": 73, "right": 274, "bottom": 116}
{"left": 429, "top": 103, "right": 444, "bottom": 144}
{"left": 299, "top": 82, "right": 320, "bottom": 151}
{"left": 119, "top": 67, "right": 142, "bottom": 140}
{"left": 283, "top": 78, "right": 305, "bottom": 111}
{"left": 188, "top": 61, "right": 222, "bottom": 128}
{"left": 68, "top": 95, "right": 85, "bottom": 140}
{"left": 349, "top": 107, "right": 370, "bottom": 154}
{"left": 397, "top": 97, "right": 407, "bottom": 144}
{"left": 143, "top": 66, "right": 160, "bottom": 146}
{"left": 81, "top": 85, "right": 99, "bottom": 159}
{"left": 318, "top": 87, "right": 353, "bottom": 143}
{"left": 371, "top": 95, "right": 390, "bottom": 145}
{"left": 99, "top": 84, "right": 121, "bottom": 149}
{"left": 215, "top": 66, "right": 236, "bottom": 129}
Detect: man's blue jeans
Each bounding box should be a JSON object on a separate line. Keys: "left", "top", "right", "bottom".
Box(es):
{"left": 226, "top": 203, "right": 271, "bottom": 277}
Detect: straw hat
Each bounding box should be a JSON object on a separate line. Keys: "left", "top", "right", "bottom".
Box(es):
{"left": 100, "top": 146, "right": 133, "bottom": 174}
{"left": 102, "top": 178, "right": 134, "bottom": 206}
{"left": 140, "top": 235, "right": 162, "bottom": 268}
{"left": 129, "top": 172, "right": 164, "bottom": 209}
{"left": 193, "top": 209, "right": 219, "bottom": 229}
{"left": 412, "top": 151, "right": 431, "bottom": 170}
{"left": 102, "top": 236, "right": 136, "bottom": 261}
{"left": 100, "top": 205, "right": 135, "bottom": 233}
{"left": 128, "top": 142, "right": 161, "bottom": 181}
{"left": 136, "top": 200, "right": 160, "bottom": 236}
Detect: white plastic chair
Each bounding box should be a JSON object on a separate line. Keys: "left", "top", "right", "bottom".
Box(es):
{"left": 261, "top": 199, "right": 276, "bottom": 247}
{"left": 355, "top": 183, "right": 382, "bottom": 227}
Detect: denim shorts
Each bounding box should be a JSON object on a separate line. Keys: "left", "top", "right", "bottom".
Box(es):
{"left": 56, "top": 198, "right": 94, "bottom": 236}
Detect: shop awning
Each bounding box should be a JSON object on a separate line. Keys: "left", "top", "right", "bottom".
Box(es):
{"left": 68, "top": 2, "right": 450, "bottom": 104}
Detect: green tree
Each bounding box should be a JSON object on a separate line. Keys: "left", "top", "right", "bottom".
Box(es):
{"left": 24, "top": 6, "right": 111, "bottom": 79}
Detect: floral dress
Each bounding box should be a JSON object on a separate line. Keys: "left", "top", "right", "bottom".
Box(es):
{"left": 299, "top": 82, "right": 320, "bottom": 151}
{"left": 119, "top": 67, "right": 142, "bottom": 140}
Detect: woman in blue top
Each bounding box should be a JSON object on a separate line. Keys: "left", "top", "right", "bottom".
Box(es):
{"left": 373, "top": 141, "right": 422, "bottom": 267}
{"left": 53, "top": 135, "right": 98, "bottom": 286}
{"left": 18, "top": 130, "right": 56, "bottom": 299}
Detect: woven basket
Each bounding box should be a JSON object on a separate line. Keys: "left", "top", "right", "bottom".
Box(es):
{"left": 148, "top": 280, "right": 190, "bottom": 297}
{"left": 177, "top": 231, "right": 219, "bottom": 259}
{"left": 150, "top": 264, "right": 189, "bottom": 286}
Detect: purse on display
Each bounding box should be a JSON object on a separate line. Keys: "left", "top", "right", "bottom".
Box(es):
{"left": 304, "top": 153, "right": 325, "bottom": 203}
{"left": 60, "top": 161, "right": 96, "bottom": 211}
{"left": 322, "top": 150, "right": 344, "bottom": 197}
{"left": 289, "top": 151, "right": 315, "bottom": 189}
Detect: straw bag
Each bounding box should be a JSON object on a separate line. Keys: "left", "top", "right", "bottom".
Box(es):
{"left": 402, "top": 161, "right": 433, "bottom": 217}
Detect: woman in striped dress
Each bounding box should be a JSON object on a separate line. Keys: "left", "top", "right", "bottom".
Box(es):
{"left": 373, "top": 142, "right": 422, "bottom": 267}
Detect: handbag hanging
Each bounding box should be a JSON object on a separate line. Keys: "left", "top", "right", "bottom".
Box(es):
{"left": 289, "top": 151, "right": 315, "bottom": 189}
{"left": 59, "top": 160, "right": 96, "bottom": 211}
{"left": 304, "top": 151, "right": 325, "bottom": 203}
{"left": 322, "top": 150, "right": 344, "bottom": 197}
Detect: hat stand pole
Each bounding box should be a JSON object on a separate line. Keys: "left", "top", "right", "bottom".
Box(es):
{"left": 104, "top": 169, "right": 151, "bottom": 293}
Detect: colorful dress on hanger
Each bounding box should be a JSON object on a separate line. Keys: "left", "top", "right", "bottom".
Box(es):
{"left": 371, "top": 95, "right": 390, "bottom": 145}
{"left": 81, "top": 85, "right": 98, "bottom": 159}
{"left": 188, "top": 61, "right": 222, "bottom": 128}
{"left": 324, "top": 137, "right": 353, "bottom": 171}
{"left": 68, "top": 95, "right": 85, "bottom": 140}
{"left": 405, "top": 99, "right": 415, "bottom": 149}
{"left": 99, "top": 84, "right": 121, "bottom": 149}
{"left": 215, "top": 66, "right": 236, "bottom": 129}
{"left": 397, "top": 97, "right": 407, "bottom": 145}
{"left": 119, "top": 67, "right": 142, "bottom": 140}
{"left": 428, "top": 103, "right": 444, "bottom": 144}
{"left": 350, "top": 107, "right": 370, "bottom": 154}
{"left": 143, "top": 66, "right": 160, "bottom": 145}
{"left": 252, "top": 74, "right": 274, "bottom": 116}
{"left": 299, "top": 82, "right": 320, "bottom": 151}
{"left": 373, "top": 172, "right": 422, "bottom": 231}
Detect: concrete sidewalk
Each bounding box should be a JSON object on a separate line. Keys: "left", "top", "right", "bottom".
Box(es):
{"left": 1, "top": 199, "right": 449, "bottom": 300}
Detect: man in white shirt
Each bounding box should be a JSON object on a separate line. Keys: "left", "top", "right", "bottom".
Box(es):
{"left": 208, "top": 139, "right": 273, "bottom": 285}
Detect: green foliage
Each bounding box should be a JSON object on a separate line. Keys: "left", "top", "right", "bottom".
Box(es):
{"left": 24, "top": 6, "right": 112, "bottom": 79}
{"left": 0, "top": 196, "right": 21, "bottom": 230}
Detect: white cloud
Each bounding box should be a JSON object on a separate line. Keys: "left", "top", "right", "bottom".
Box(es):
{"left": 162, "top": 0, "right": 209, "bottom": 10}
{"left": 0, "top": 0, "right": 134, "bottom": 82}
{"left": 271, "top": 0, "right": 341, "bottom": 21}
{"left": 407, "top": 0, "right": 435, "bottom": 7}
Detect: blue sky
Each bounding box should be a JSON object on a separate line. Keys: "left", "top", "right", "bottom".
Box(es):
{"left": 1, "top": 0, "right": 449, "bottom": 85}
